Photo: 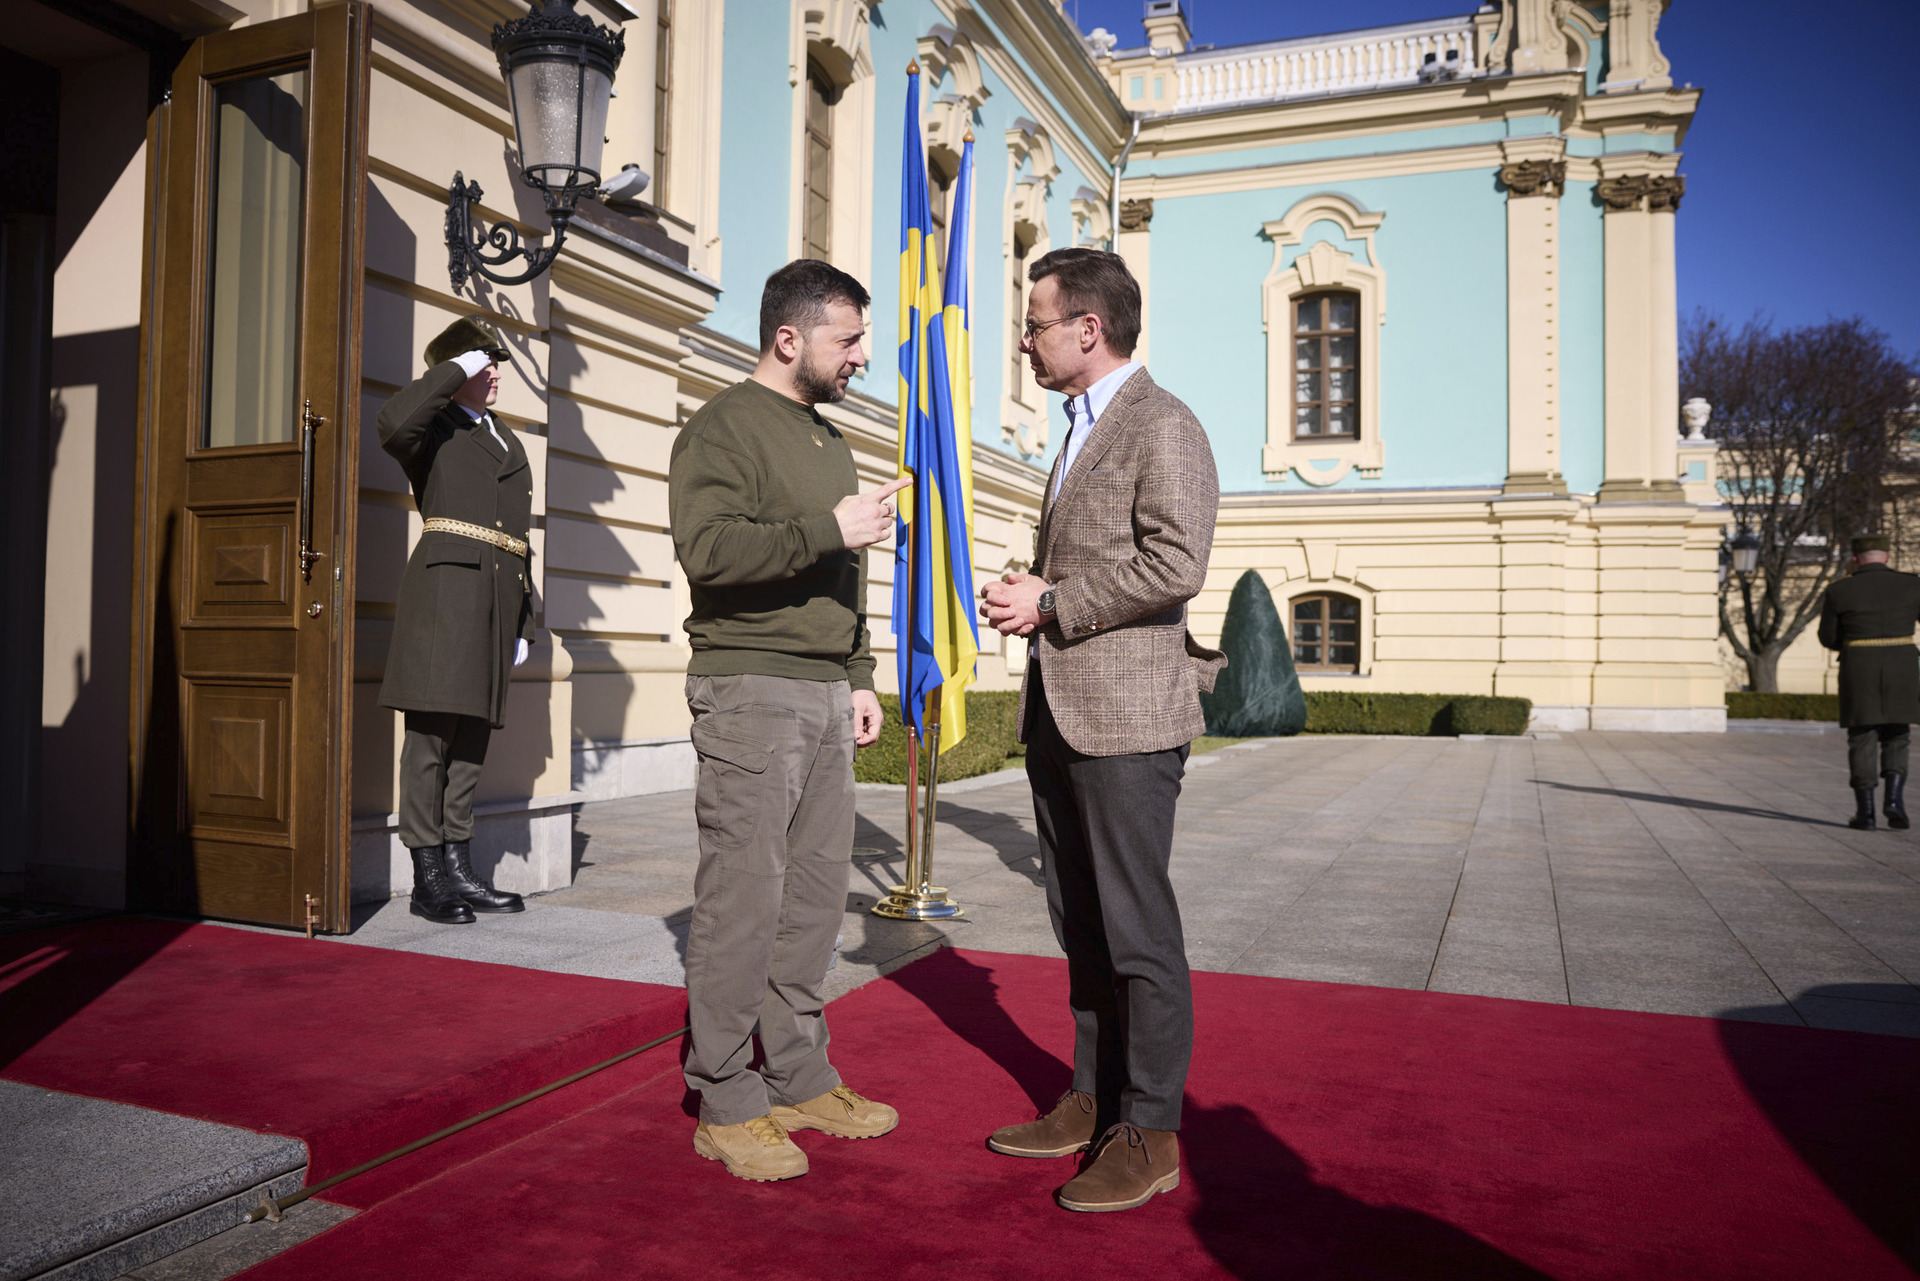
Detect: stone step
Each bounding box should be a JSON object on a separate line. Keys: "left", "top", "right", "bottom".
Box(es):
{"left": 0, "top": 1082, "right": 306, "bottom": 1281}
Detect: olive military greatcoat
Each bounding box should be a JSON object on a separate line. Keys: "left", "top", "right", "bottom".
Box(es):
{"left": 1818, "top": 562, "right": 1920, "bottom": 728}
{"left": 377, "top": 360, "right": 534, "bottom": 729}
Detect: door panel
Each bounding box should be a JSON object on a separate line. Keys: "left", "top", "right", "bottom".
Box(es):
{"left": 132, "top": 4, "right": 367, "bottom": 931}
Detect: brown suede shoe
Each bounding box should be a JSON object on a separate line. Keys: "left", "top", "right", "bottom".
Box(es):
{"left": 987, "top": 1089, "right": 1099, "bottom": 1158}
{"left": 770, "top": 1084, "right": 899, "bottom": 1139}
{"left": 1056, "top": 1123, "right": 1180, "bottom": 1212}
{"left": 692, "top": 1115, "right": 808, "bottom": 1181}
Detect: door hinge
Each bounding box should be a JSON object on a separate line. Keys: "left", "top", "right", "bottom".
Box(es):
{"left": 305, "top": 893, "right": 318, "bottom": 939}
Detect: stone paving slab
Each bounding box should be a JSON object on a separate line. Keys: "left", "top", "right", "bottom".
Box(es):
{"left": 0, "top": 1081, "right": 306, "bottom": 1281}
{"left": 543, "top": 730, "right": 1920, "bottom": 1034}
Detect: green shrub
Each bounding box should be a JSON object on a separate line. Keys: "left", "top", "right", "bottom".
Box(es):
{"left": 1451, "top": 695, "right": 1533, "bottom": 736}
{"left": 853, "top": 690, "right": 1021, "bottom": 783}
{"left": 1302, "top": 691, "right": 1533, "bottom": 736}
{"left": 1201, "top": 570, "right": 1306, "bottom": 737}
{"left": 1725, "top": 692, "right": 1839, "bottom": 721}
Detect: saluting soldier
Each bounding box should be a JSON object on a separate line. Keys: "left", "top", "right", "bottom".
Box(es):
{"left": 1818, "top": 535, "right": 1920, "bottom": 830}
{"left": 377, "top": 315, "right": 535, "bottom": 923}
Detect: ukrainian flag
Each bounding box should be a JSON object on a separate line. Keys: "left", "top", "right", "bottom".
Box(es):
{"left": 894, "top": 64, "right": 979, "bottom": 749}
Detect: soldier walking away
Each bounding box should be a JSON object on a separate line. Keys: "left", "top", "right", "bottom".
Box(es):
{"left": 377, "top": 315, "right": 536, "bottom": 923}
{"left": 1818, "top": 535, "right": 1920, "bottom": 831}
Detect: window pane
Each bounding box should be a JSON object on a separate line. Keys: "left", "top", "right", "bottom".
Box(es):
{"left": 1294, "top": 297, "right": 1321, "bottom": 332}
{"left": 1295, "top": 406, "right": 1321, "bottom": 436}
{"left": 1294, "top": 338, "right": 1318, "bottom": 371}
{"left": 1294, "top": 641, "right": 1319, "bottom": 664}
{"left": 203, "top": 68, "right": 307, "bottom": 449}
{"left": 1294, "top": 372, "right": 1321, "bottom": 404}
{"left": 1326, "top": 403, "right": 1355, "bottom": 436}
{"left": 1328, "top": 370, "right": 1356, "bottom": 401}
{"left": 1329, "top": 644, "right": 1358, "bottom": 667}
{"left": 1293, "top": 599, "right": 1320, "bottom": 622}
{"left": 1330, "top": 622, "right": 1357, "bottom": 644}
{"left": 1327, "top": 335, "right": 1356, "bottom": 368}
{"left": 1294, "top": 621, "right": 1322, "bottom": 644}
{"left": 1330, "top": 597, "right": 1359, "bottom": 620}
{"left": 1328, "top": 293, "right": 1356, "bottom": 329}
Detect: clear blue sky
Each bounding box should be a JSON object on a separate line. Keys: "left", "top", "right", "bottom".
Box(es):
{"left": 1069, "top": 0, "right": 1920, "bottom": 357}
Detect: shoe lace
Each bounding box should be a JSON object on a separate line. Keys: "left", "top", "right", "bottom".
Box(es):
{"left": 1096, "top": 1122, "right": 1152, "bottom": 1164}
{"left": 1049, "top": 1089, "right": 1095, "bottom": 1119}
{"left": 828, "top": 1085, "right": 869, "bottom": 1113}
{"left": 744, "top": 1115, "right": 790, "bottom": 1147}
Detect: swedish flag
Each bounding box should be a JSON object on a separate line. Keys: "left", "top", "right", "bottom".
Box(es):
{"left": 894, "top": 64, "right": 979, "bottom": 749}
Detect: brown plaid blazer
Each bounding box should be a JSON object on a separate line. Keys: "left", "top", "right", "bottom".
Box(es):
{"left": 1018, "top": 366, "right": 1224, "bottom": 756}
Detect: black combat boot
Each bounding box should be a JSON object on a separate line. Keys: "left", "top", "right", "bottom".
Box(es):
{"left": 410, "top": 845, "right": 476, "bottom": 924}
{"left": 444, "top": 841, "right": 525, "bottom": 913}
{"left": 1849, "top": 787, "right": 1878, "bottom": 831}
{"left": 1883, "top": 773, "right": 1909, "bottom": 830}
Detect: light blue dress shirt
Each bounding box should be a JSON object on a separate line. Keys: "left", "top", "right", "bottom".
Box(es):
{"left": 1052, "top": 360, "right": 1142, "bottom": 497}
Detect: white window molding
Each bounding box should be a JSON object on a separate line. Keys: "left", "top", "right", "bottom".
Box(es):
{"left": 787, "top": 0, "right": 876, "bottom": 288}
{"left": 1001, "top": 118, "right": 1057, "bottom": 459}
{"left": 1261, "top": 193, "right": 1387, "bottom": 487}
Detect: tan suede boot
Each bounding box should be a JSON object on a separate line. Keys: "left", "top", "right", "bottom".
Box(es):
{"left": 692, "top": 1115, "right": 808, "bottom": 1181}
{"left": 769, "top": 1085, "right": 899, "bottom": 1139}
{"left": 1056, "top": 1123, "right": 1180, "bottom": 1212}
{"left": 987, "top": 1090, "right": 1099, "bottom": 1158}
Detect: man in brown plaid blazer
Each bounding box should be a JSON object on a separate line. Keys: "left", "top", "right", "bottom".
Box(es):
{"left": 981, "top": 248, "right": 1223, "bottom": 1214}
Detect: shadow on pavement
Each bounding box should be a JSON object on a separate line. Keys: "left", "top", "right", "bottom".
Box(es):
{"left": 1534, "top": 780, "right": 1844, "bottom": 827}
{"left": 1717, "top": 987, "right": 1920, "bottom": 1268}
{"left": 934, "top": 801, "right": 1045, "bottom": 888}
{"left": 1184, "top": 1099, "right": 1552, "bottom": 1280}
{"left": 0, "top": 915, "right": 191, "bottom": 1071}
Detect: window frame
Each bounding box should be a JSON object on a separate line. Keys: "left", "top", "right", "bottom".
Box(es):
{"left": 1290, "top": 592, "right": 1363, "bottom": 673}
{"left": 1290, "top": 289, "right": 1361, "bottom": 444}
{"left": 801, "top": 57, "right": 834, "bottom": 262}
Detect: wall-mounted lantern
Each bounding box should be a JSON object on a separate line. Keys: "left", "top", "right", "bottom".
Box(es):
{"left": 446, "top": 0, "right": 625, "bottom": 288}
{"left": 1730, "top": 527, "right": 1761, "bottom": 577}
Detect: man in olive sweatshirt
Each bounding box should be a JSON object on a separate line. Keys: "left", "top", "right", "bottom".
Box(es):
{"left": 668, "top": 259, "right": 910, "bottom": 1183}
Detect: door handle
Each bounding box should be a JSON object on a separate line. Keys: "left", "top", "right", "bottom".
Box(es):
{"left": 299, "top": 400, "right": 326, "bottom": 582}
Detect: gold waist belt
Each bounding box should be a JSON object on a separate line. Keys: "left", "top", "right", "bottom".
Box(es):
{"left": 1846, "top": 636, "right": 1916, "bottom": 648}
{"left": 422, "top": 517, "right": 527, "bottom": 558}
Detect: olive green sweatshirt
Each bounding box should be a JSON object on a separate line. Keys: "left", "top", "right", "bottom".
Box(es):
{"left": 668, "top": 379, "right": 875, "bottom": 691}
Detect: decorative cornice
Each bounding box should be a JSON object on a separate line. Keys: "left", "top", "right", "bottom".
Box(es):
{"left": 1118, "top": 198, "right": 1154, "bottom": 232}
{"left": 1499, "top": 158, "right": 1566, "bottom": 198}
{"left": 1646, "top": 174, "right": 1685, "bottom": 213}
{"left": 1596, "top": 174, "right": 1650, "bottom": 212}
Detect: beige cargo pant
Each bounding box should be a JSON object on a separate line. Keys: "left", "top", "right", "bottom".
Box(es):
{"left": 682, "top": 673, "right": 856, "bottom": 1126}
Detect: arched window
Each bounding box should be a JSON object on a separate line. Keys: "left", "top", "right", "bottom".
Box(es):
{"left": 929, "top": 151, "right": 957, "bottom": 275}
{"left": 802, "top": 59, "right": 835, "bottom": 261}
{"left": 1291, "top": 592, "right": 1360, "bottom": 672}
{"left": 1291, "top": 290, "right": 1359, "bottom": 441}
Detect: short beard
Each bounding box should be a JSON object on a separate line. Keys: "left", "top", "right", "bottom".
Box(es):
{"left": 793, "top": 346, "right": 846, "bottom": 405}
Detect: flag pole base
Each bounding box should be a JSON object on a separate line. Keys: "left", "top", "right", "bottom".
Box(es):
{"left": 871, "top": 884, "right": 965, "bottom": 920}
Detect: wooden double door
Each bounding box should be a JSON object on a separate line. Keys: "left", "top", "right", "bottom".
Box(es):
{"left": 131, "top": 5, "right": 370, "bottom": 931}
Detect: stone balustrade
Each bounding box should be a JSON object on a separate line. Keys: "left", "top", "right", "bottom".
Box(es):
{"left": 1172, "top": 19, "right": 1479, "bottom": 110}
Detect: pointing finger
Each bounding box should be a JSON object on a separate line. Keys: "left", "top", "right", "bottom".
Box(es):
{"left": 869, "top": 477, "right": 913, "bottom": 501}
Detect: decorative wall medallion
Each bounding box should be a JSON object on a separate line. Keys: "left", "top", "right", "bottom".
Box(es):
{"left": 1118, "top": 198, "right": 1154, "bottom": 233}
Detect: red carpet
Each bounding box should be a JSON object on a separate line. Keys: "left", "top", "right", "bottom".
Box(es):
{"left": 232, "top": 948, "right": 1917, "bottom": 1281}
{"left": 0, "top": 917, "right": 687, "bottom": 1183}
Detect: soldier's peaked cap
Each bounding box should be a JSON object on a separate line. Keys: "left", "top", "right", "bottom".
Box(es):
{"left": 425, "top": 315, "right": 511, "bottom": 369}
{"left": 1851, "top": 535, "right": 1891, "bottom": 555}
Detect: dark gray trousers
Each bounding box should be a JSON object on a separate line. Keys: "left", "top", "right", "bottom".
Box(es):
{"left": 1848, "top": 724, "right": 1910, "bottom": 790}
{"left": 398, "top": 711, "right": 492, "bottom": 849}
{"left": 1025, "top": 671, "right": 1193, "bottom": 1132}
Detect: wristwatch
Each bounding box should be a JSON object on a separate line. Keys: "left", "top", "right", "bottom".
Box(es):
{"left": 1037, "top": 587, "right": 1057, "bottom": 619}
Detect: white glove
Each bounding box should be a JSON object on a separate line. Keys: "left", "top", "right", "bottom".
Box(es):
{"left": 514, "top": 638, "right": 530, "bottom": 667}
{"left": 452, "top": 349, "right": 494, "bottom": 378}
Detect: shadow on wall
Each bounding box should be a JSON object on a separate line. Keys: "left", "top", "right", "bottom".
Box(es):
{"left": 39, "top": 327, "right": 140, "bottom": 907}
{"left": 1717, "top": 987, "right": 1920, "bottom": 1269}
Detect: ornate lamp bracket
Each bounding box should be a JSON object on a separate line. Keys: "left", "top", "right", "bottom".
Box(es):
{"left": 445, "top": 173, "right": 574, "bottom": 289}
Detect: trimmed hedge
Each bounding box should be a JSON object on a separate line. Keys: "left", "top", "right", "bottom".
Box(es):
{"left": 1725, "top": 692, "right": 1839, "bottom": 722}
{"left": 853, "top": 690, "right": 1021, "bottom": 783}
{"left": 1302, "top": 691, "right": 1533, "bottom": 737}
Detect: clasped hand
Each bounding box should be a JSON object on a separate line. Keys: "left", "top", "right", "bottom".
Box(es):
{"left": 980, "top": 571, "right": 1051, "bottom": 636}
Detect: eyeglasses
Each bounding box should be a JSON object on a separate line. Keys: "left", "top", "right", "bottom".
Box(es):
{"left": 1023, "top": 312, "right": 1089, "bottom": 342}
